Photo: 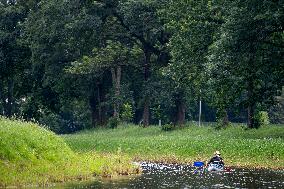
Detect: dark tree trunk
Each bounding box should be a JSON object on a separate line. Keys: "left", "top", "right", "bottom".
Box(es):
{"left": 0, "top": 80, "right": 4, "bottom": 115}
{"left": 111, "top": 66, "right": 121, "bottom": 118}
{"left": 97, "top": 82, "right": 107, "bottom": 126}
{"left": 247, "top": 45, "right": 257, "bottom": 129}
{"left": 97, "top": 83, "right": 102, "bottom": 124}
{"left": 247, "top": 104, "right": 254, "bottom": 128}
{"left": 142, "top": 49, "right": 151, "bottom": 127}
{"left": 222, "top": 109, "right": 229, "bottom": 127}
{"left": 6, "top": 77, "right": 14, "bottom": 117}
{"left": 89, "top": 93, "right": 98, "bottom": 128}
{"left": 143, "top": 97, "right": 150, "bottom": 127}
{"left": 89, "top": 82, "right": 107, "bottom": 128}
{"left": 176, "top": 99, "right": 186, "bottom": 125}
{"left": 247, "top": 80, "right": 255, "bottom": 128}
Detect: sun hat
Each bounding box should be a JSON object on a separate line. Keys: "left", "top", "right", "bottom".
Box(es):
{"left": 215, "top": 151, "right": 221, "bottom": 155}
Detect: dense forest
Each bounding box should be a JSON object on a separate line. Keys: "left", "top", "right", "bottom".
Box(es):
{"left": 1, "top": 0, "right": 284, "bottom": 133}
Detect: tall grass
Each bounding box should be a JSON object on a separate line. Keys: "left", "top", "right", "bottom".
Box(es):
{"left": 0, "top": 118, "right": 139, "bottom": 187}
{"left": 63, "top": 124, "right": 284, "bottom": 169}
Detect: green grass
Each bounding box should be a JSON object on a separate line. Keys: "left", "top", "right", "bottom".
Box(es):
{"left": 0, "top": 118, "right": 140, "bottom": 187}
{"left": 63, "top": 123, "right": 284, "bottom": 169}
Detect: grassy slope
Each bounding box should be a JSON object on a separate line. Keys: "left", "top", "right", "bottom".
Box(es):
{"left": 0, "top": 118, "right": 139, "bottom": 187}
{"left": 63, "top": 124, "right": 284, "bottom": 169}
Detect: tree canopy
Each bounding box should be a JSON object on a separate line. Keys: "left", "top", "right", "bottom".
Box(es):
{"left": 0, "top": 0, "right": 283, "bottom": 133}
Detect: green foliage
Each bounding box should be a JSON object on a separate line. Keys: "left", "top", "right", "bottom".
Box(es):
{"left": 0, "top": 1, "right": 32, "bottom": 117}
{"left": 269, "top": 88, "right": 284, "bottom": 124}
{"left": 161, "top": 123, "right": 175, "bottom": 131}
{"left": 107, "top": 116, "right": 120, "bottom": 129}
{"left": 121, "top": 103, "right": 134, "bottom": 123}
{"left": 254, "top": 111, "right": 270, "bottom": 128}
{"left": 207, "top": 0, "right": 284, "bottom": 128}
{"left": 1, "top": 0, "right": 284, "bottom": 133}
{"left": 151, "top": 105, "right": 168, "bottom": 124}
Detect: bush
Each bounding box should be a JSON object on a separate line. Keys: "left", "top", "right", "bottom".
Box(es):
{"left": 254, "top": 111, "right": 270, "bottom": 128}
{"left": 107, "top": 117, "right": 120, "bottom": 129}
{"left": 121, "top": 103, "right": 134, "bottom": 123}
{"left": 161, "top": 123, "right": 175, "bottom": 131}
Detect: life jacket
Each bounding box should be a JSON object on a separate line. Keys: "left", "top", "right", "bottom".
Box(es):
{"left": 209, "top": 155, "right": 224, "bottom": 165}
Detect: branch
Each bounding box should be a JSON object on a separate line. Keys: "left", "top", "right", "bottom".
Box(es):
{"left": 112, "top": 11, "right": 161, "bottom": 55}
{"left": 262, "top": 41, "right": 284, "bottom": 49}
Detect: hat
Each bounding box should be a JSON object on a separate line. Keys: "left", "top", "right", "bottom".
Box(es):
{"left": 214, "top": 151, "right": 221, "bottom": 155}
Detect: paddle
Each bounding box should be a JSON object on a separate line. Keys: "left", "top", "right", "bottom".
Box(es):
{"left": 193, "top": 161, "right": 206, "bottom": 174}
{"left": 193, "top": 161, "right": 205, "bottom": 167}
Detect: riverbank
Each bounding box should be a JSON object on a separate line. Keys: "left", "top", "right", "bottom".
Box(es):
{"left": 0, "top": 118, "right": 140, "bottom": 187}
{"left": 63, "top": 123, "right": 284, "bottom": 169}
{"left": 1, "top": 118, "right": 282, "bottom": 187}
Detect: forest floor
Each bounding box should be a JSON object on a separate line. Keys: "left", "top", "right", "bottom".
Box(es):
{"left": 63, "top": 123, "right": 284, "bottom": 170}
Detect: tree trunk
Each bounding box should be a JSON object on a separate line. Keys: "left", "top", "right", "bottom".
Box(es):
{"left": 6, "top": 77, "right": 14, "bottom": 117}
{"left": 247, "top": 45, "right": 257, "bottom": 129}
{"left": 89, "top": 92, "right": 97, "bottom": 128}
{"left": 247, "top": 80, "right": 255, "bottom": 128}
{"left": 176, "top": 99, "right": 186, "bottom": 125}
{"left": 0, "top": 80, "right": 4, "bottom": 115}
{"left": 97, "top": 83, "right": 103, "bottom": 125}
{"left": 89, "top": 82, "right": 107, "bottom": 128}
{"left": 143, "top": 97, "right": 150, "bottom": 127}
{"left": 222, "top": 109, "right": 229, "bottom": 127}
{"left": 247, "top": 105, "right": 254, "bottom": 128}
{"left": 143, "top": 49, "right": 151, "bottom": 127}
{"left": 111, "top": 66, "right": 121, "bottom": 118}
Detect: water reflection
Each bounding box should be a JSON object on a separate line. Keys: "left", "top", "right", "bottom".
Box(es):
{"left": 64, "top": 162, "right": 284, "bottom": 189}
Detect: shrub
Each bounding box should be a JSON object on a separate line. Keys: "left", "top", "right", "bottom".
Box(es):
{"left": 254, "top": 111, "right": 270, "bottom": 128}
{"left": 121, "top": 103, "right": 134, "bottom": 123}
{"left": 108, "top": 117, "right": 120, "bottom": 129}
{"left": 161, "top": 123, "right": 175, "bottom": 131}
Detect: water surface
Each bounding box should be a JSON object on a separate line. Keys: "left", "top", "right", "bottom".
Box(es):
{"left": 63, "top": 162, "right": 284, "bottom": 189}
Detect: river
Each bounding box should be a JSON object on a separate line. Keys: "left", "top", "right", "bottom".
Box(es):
{"left": 60, "top": 162, "right": 284, "bottom": 189}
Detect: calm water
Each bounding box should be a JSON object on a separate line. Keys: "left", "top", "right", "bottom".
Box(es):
{"left": 61, "top": 162, "right": 284, "bottom": 189}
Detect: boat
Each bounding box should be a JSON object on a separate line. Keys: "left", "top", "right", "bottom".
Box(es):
{"left": 207, "top": 163, "right": 224, "bottom": 172}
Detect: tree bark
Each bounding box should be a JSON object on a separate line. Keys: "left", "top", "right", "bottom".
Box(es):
{"left": 247, "top": 104, "right": 254, "bottom": 128}
{"left": 89, "top": 82, "right": 107, "bottom": 128}
{"left": 0, "top": 80, "right": 4, "bottom": 115}
{"left": 111, "top": 66, "right": 121, "bottom": 118}
{"left": 96, "top": 83, "right": 103, "bottom": 126}
{"left": 142, "top": 49, "right": 151, "bottom": 127}
{"left": 143, "top": 97, "right": 150, "bottom": 127}
{"left": 89, "top": 92, "right": 97, "bottom": 128}
{"left": 247, "top": 80, "right": 255, "bottom": 128}
{"left": 176, "top": 98, "right": 186, "bottom": 125}
{"left": 222, "top": 109, "right": 229, "bottom": 127}
{"left": 6, "top": 77, "right": 14, "bottom": 117}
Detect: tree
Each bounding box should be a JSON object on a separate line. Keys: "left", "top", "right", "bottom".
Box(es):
{"left": 208, "top": 0, "right": 284, "bottom": 128}
{"left": 68, "top": 40, "right": 141, "bottom": 126}
{"left": 23, "top": 0, "right": 104, "bottom": 130}
{"left": 159, "top": 0, "right": 225, "bottom": 125}
{"left": 104, "top": 0, "right": 169, "bottom": 126}
{"left": 0, "top": 0, "right": 33, "bottom": 117}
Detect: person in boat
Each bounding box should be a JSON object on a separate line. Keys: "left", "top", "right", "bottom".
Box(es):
{"left": 206, "top": 150, "right": 224, "bottom": 171}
